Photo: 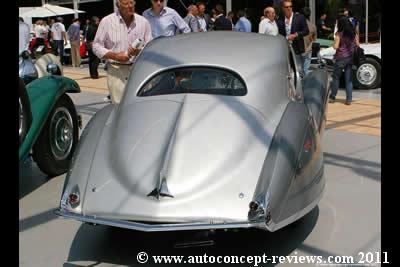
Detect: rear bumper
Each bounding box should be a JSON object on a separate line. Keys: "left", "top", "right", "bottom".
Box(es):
{"left": 54, "top": 209, "right": 266, "bottom": 232}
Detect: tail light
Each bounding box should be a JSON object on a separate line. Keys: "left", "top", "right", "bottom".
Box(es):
{"left": 68, "top": 193, "right": 79, "bottom": 205}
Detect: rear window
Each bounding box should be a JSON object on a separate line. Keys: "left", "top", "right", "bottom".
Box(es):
{"left": 137, "top": 67, "right": 247, "bottom": 97}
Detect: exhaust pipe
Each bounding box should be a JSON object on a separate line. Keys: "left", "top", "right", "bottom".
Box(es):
{"left": 174, "top": 230, "right": 215, "bottom": 248}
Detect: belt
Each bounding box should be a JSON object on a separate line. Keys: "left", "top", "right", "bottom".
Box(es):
{"left": 109, "top": 61, "right": 133, "bottom": 66}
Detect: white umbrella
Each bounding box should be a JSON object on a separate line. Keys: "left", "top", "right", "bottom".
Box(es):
{"left": 20, "top": 4, "right": 85, "bottom": 18}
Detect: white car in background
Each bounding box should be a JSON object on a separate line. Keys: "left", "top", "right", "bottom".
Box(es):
{"left": 319, "top": 43, "right": 381, "bottom": 89}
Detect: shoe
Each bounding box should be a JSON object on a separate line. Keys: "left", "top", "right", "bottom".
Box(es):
{"left": 91, "top": 76, "right": 99, "bottom": 79}
{"left": 345, "top": 101, "right": 351, "bottom": 105}
{"left": 103, "top": 95, "right": 111, "bottom": 102}
{"left": 328, "top": 96, "right": 335, "bottom": 103}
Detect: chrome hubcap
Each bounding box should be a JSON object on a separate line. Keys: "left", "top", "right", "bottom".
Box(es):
{"left": 50, "top": 107, "right": 74, "bottom": 160}
{"left": 357, "top": 63, "right": 377, "bottom": 86}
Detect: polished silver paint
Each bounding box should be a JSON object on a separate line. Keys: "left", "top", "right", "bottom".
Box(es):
{"left": 58, "top": 32, "right": 328, "bottom": 232}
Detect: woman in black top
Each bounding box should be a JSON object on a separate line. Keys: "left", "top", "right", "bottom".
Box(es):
{"left": 86, "top": 16, "right": 100, "bottom": 79}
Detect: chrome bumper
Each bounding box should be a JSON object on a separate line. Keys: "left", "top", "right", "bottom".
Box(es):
{"left": 54, "top": 209, "right": 265, "bottom": 232}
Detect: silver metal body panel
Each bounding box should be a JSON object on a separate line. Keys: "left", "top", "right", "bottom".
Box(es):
{"left": 19, "top": 56, "right": 38, "bottom": 80}
{"left": 55, "top": 209, "right": 265, "bottom": 232}
{"left": 59, "top": 32, "right": 328, "bottom": 232}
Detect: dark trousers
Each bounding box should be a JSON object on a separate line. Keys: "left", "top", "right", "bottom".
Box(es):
{"left": 88, "top": 49, "right": 100, "bottom": 78}
{"left": 53, "top": 40, "right": 65, "bottom": 64}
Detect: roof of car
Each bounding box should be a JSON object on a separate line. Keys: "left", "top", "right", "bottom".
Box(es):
{"left": 135, "top": 31, "right": 288, "bottom": 79}
{"left": 123, "top": 32, "right": 292, "bottom": 120}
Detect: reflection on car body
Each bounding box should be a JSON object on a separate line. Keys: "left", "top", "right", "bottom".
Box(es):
{"left": 56, "top": 32, "right": 330, "bottom": 234}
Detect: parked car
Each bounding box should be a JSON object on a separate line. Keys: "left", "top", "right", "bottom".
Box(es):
{"left": 316, "top": 39, "right": 381, "bottom": 89}
{"left": 28, "top": 36, "right": 53, "bottom": 59}
{"left": 310, "top": 38, "right": 333, "bottom": 68}
{"left": 19, "top": 51, "right": 82, "bottom": 177}
{"left": 56, "top": 32, "right": 329, "bottom": 233}
{"left": 312, "top": 36, "right": 382, "bottom": 89}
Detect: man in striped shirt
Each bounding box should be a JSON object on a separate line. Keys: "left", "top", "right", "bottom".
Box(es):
{"left": 93, "top": 0, "right": 153, "bottom": 104}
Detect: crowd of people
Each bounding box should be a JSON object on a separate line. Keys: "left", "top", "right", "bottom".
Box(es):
{"left": 19, "top": 0, "right": 360, "bottom": 105}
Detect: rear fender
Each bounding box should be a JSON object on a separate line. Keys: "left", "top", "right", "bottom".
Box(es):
{"left": 250, "top": 102, "right": 310, "bottom": 230}
{"left": 302, "top": 69, "right": 330, "bottom": 134}
{"left": 60, "top": 105, "right": 115, "bottom": 214}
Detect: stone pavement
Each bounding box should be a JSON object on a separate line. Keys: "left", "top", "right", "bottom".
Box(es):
{"left": 63, "top": 66, "right": 381, "bottom": 137}
{"left": 63, "top": 67, "right": 108, "bottom": 94}
{"left": 326, "top": 98, "right": 380, "bottom": 137}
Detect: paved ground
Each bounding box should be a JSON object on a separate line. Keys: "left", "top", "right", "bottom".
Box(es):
{"left": 19, "top": 67, "right": 381, "bottom": 266}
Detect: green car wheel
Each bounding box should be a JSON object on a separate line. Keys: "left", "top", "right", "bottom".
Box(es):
{"left": 33, "top": 94, "right": 79, "bottom": 177}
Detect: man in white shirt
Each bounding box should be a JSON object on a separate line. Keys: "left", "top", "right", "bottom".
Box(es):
{"left": 33, "top": 20, "right": 47, "bottom": 54}
{"left": 259, "top": 7, "right": 278, "bottom": 36}
{"left": 196, "top": 2, "right": 210, "bottom": 32}
{"left": 51, "top": 17, "right": 68, "bottom": 65}
{"left": 19, "top": 17, "right": 30, "bottom": 55}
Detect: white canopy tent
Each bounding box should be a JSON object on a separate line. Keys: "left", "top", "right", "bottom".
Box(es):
{"left": 19, "top": 7, "right": 35, "bottom": 31}
{"left": 19, "top": 4, "right": 85, "bottom": 18}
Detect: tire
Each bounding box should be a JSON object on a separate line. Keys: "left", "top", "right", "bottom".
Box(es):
{"left": 353, "top": 57, "right": 381, "bottom": 90}
{"left": 33, "top": 94, "right": 79, "bottom": 177}
{"left": 19, "top": 79, "right": 32, "bottom": 145}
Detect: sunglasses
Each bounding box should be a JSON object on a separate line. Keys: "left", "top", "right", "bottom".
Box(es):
{"left": 284, "top": 5, "right": 293, "bottom": 9}
{"left": 153, "top": 0, "right": 165, "bottom": 2}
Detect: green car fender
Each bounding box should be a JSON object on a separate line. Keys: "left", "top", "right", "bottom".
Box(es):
{"left": 316, "top": 38, "right": 334, "bottom": 48}
{"left": 19, "top": 76, "right": 81, "bottom": 161}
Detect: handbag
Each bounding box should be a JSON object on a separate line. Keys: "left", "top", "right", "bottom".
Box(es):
{"left": 353, "top": 46, "right": 366, "bottom": 67}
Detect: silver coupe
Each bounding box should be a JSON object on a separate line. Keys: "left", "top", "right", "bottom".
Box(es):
{"left": 56, "top": 32, "right": 330, "bottom": 233}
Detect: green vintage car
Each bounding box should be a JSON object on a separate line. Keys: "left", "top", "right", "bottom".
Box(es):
{"left": 19, "top": 53, "right": 81, "bottom": 177}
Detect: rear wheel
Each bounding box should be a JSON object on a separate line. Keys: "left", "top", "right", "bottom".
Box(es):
{"left": 33, "top": 94, "right": 79, "bottom": 177}
{"left": 19, "top": 79, "right": 32, "bottom": 145}
{"left": 353, "top": 57, "right": 381, "bottom": 89}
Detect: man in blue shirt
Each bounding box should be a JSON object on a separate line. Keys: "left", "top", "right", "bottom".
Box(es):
{"left": 234, "top": 10, "right": 252, "bottom": 32}
{"left": 67, "top": 18, "right": 81, "bottom": 67}
{"left": 143, "top": 0, "right": 190, "bottom": 38}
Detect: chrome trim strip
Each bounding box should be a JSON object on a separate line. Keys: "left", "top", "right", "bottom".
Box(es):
{"left": 54, "top": 209, "right": 265, "bottom": 232}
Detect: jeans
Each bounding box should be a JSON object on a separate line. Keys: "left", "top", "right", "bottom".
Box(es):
{"left": 330, "top": 56, "right": 353, "bottom": 102}
{"left": 302, "top": 51, "right": 312, "bottom": 77}
{"left": 53, "top": 40, "right": 65, "bottom": 64}
{"left": 88, "top": 49, "right": 100, "bottom": 78}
